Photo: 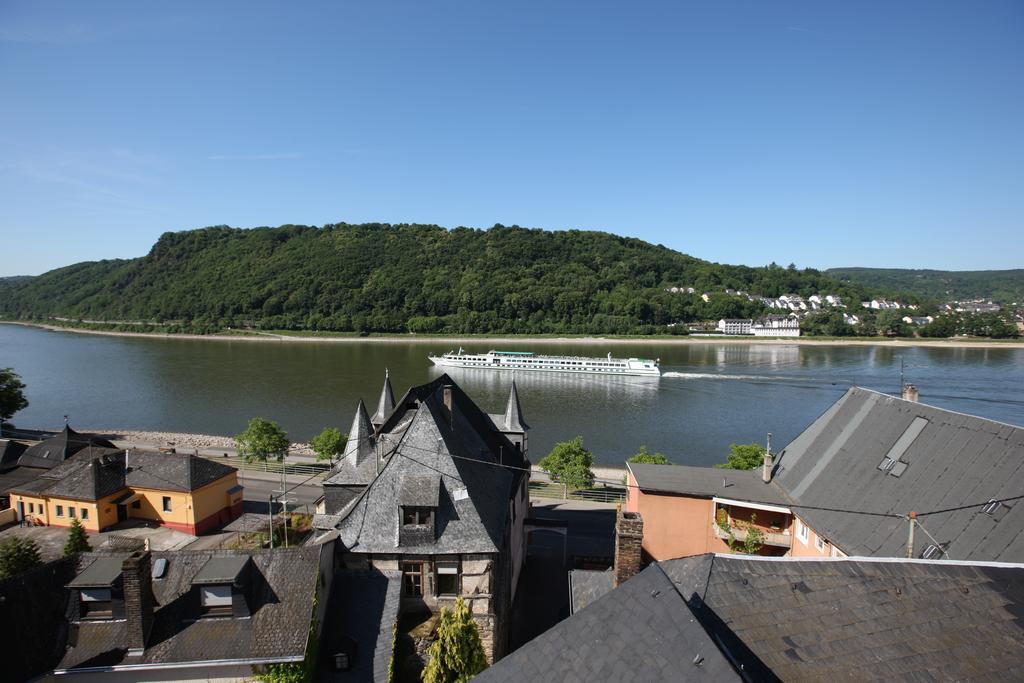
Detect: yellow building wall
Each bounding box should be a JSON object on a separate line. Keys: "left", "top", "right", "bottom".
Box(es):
{"left": 128, "top": 488, "right": 193, "bottom": 527}
{"left": 45, "top": 498, "right": 104, "bottom": 532}
{"left": 10, "top": 494, "right": 49, "bottom": 526}
{"left": 191, "top": 472, "right": 240, "bottom": 524}
{"left": 96, "top": 491, "right": 126, "bottom": 530}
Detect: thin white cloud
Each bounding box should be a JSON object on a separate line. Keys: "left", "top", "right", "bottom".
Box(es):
{"left": 207, "top": 153, "right": 303, "bottom": 161}
{"left": 786, "top": 26, "right": 822, "bottom": 36}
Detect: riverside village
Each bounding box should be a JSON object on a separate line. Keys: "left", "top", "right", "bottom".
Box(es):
{"left": 1, "top": 367, "right": 1023, "bottom": 682}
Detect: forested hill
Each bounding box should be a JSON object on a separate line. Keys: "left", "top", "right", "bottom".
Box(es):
{"left": 826, "top": 267, "right": 1024, "bottom": 304}
{"left": 0, "top": 223, "right": 873, "bottom": 334}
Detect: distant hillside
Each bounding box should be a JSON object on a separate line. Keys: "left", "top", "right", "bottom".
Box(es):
{"left": 0, "top": 223, "right": 872, "bottom": 334}
{"left": 826, "top": 268, "right": 1024, "bottom": 304}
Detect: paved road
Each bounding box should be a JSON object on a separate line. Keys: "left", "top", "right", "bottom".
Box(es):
{"left": 238, "top": 474, "right": 323, "bottom": 513}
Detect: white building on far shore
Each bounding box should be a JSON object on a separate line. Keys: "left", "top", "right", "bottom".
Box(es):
{"left": 752, "top": 315, "right": 801, "bottom": 337}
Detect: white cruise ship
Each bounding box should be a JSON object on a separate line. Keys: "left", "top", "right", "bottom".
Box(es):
{"left": 428, "top": 349, "right": 661, "bottom": 377}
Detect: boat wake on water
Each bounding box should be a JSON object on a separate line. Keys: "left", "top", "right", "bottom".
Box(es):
{"left": 662, "top": 371, "right": 843, "bottom": 385}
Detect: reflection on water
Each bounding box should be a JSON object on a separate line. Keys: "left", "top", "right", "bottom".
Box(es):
{"left": 2, "top": 324, "right": 1022, "bottom": 467}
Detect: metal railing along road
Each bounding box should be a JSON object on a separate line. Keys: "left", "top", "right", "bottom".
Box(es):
{"left": 197, "top": 455, "right": 332, "bottom": 479}
{"left": 529, "top": 481, "right": 626, "bottom": 504}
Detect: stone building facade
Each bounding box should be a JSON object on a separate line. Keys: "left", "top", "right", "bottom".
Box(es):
{"left": 315, "top": 373, "right": 531, "bottom": 662}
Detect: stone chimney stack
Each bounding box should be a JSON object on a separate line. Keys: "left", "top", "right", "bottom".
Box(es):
{"left": 762, "top": 432, "right": 774, "bottom": 483}
{"left": 613, "top": 508, "right": 644, "bottom": 588}
{"left": 902, "top": 384, "right": 919, "bottom": 403}
{"left": 442, "top": 385, "right": 453, "bottom": 412}
{"left": 122, "top": 550, "right": 155, "bottom": 656}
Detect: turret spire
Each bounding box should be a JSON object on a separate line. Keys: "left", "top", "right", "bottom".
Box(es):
{"left": 344, "top": 399, "right": 375, "bottom": 465}
{"left": 371, "top": 369, "right": 395, "bottom": 428}
{"left": 503, "top": 379, "right": 529, "bottom": 432}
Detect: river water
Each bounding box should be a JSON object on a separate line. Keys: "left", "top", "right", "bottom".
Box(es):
{"left": 2, "top": 324, "right": 1022, "bottom": 467}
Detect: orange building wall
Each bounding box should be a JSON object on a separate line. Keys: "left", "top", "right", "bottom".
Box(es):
{"left": 626, "top": 473, "right": 730, "bottom": 560}
{"left": 789, "top": 514, "right": 835, "bottom": 558}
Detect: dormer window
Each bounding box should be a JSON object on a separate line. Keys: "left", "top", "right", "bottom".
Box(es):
{"left": 403, "top": 507, "right": 433, "bottom": 527}
{"left": 200, "top": 585, "right": 234, "bottom": 616}
{"left": 399, "top": 475, "right": 441, "bottom": 545}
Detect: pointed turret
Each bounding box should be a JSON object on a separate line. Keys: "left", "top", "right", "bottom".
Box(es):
{"left": 371, "top": 369, "right": 395, "bottom": 428}
{"left": 503, "top": 380, "right": 529, "bottom": 432}
{"left": 344, "top": 399, "right": 375, "bottom": 465}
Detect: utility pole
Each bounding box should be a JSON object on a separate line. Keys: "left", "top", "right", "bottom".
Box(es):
{"left": 905, "top": 511, "right": 916, "bottom": 558}
{"left": 268, "top": 494, "right": 275, "bottom": 550}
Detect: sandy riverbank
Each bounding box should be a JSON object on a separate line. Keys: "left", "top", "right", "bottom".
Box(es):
{"left": 82, "top": 428, "right": 629, "bottom": 480}
{"left": 5, "top": 320, "right": 1023, "bottom": 349}
{"left": 88, "top": 429, "right": 316, "bottom": 457}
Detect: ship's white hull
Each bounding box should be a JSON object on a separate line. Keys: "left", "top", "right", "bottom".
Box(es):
{"left": 428, "top": 352, "right": 661, "bottom": 377}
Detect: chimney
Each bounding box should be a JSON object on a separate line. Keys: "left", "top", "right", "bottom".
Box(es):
{"left": 762, "top": 432, "right": 774, "bottom": 483}
{"left": 613, "top": 507, "right": 644, "bottom": 587}
{"left": 902, "top": 384, "right": 919, "bottom": 403}
{"left": 122, "top": 550, "right": 155, "bottom": 656}
{"left": 442, "top": 385, "right": 453, "bottom": 412}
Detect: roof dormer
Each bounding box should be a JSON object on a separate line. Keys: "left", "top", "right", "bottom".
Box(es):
{"left": 192, "top": 555, "right": 252, "bottom": 618}
{"left": 399, "top": 475, "right": 440, "bottom": 545}
{"left": 68, "top": 558, "right": 124, "bottom": 621}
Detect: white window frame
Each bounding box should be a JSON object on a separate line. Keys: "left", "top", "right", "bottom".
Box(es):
{"left": 796, "top": 518, "right": 809, "bottom": 545}
{"left": 815, "top": 535, "right": 827, "bottom": 552}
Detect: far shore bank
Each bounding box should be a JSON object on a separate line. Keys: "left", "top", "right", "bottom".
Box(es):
{"left": 4, "top": 320, "right": 1023, "bottom": 349}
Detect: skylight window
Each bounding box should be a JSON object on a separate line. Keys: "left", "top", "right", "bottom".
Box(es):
{"left": 982, "top": 499, "right": 1003, "bottom": 516}
{"left": 921, "top": 544, "right": 942, "bottom": 560}
{"left": 878, "top": 457, "right": 896, "bottom": 473}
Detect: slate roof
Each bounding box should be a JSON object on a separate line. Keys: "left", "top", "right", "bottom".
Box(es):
{"left": 484, "top": 554, "right": 1024, "bottom": 682}
{"left": 660, "top": 554, "right": 1024, "bottom": 682}
{"left": 318, "top": 569, "right": 402, "bottom": 682}
{"left": 56, "top": 547, "right": 323, "bottom": 671}
{"left": 8, "top": 448, "right": 237, "bottom": 501}
{"left": 773, "top": 387, "right": 1024, "bottom": 561}
{"left": 568, "top": 568, "right": 613, "bottom": 614}
{"left": 334, "top": 375, "right": 525, "bottom": 555}
{"left": 18, "top": 426, "right": 116, "bottom": 470}
{"left": 475, "top": 561, "right": 740, "bottom": 683}
{"left": 0, "top": 438, "right": 27, "bottom": 470}
{"left": 627, "top": 461, "right": 789, "bottom": 506}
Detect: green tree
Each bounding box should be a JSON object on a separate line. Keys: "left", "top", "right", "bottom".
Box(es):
{"left": 715, "top": 443, "right": 765, "bottom": 470}
{"left": 310, "top": 427, "right": 345, "bottom": 463}
{"left": 422, "top": 597, "right": 488, "bottom": 683}
{"left": 538, "top": 436, "right": 595, "bottom": 490}
{"left": 235, "top": 417, "right": 290, "bottom": 463}
{"left": 627, "top": 445, "right": 671, "bottom": 465}
{"left": 0, "top": 536, "right": 42, "bottom": 578}
{"left": 63, "top": 518, "right": 92, "bottom": 555}
{"left": 0, "top": 367, "right": 29, "bottom": 437}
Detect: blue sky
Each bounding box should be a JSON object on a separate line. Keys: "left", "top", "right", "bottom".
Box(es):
{"left": 1, "top": 1, "right": 1022, "bottom": 276}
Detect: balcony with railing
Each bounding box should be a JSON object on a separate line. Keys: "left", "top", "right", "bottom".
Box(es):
{"left": 714, "top": 502, "right": 793, "bottom": 552}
